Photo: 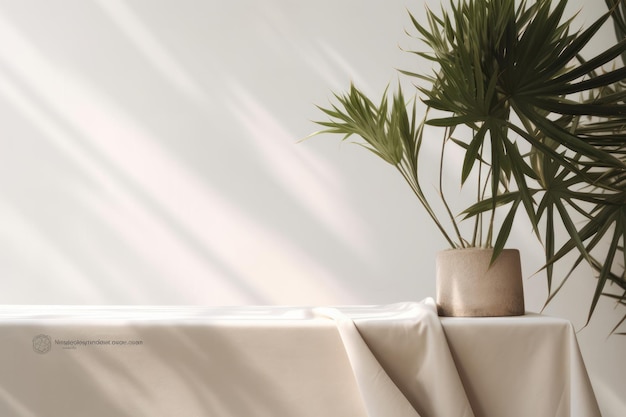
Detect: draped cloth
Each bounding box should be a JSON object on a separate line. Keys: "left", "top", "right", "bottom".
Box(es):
{"left": 315, "top": 299, "right": 475, "bottom": 417}
{"left": 0, "top": 300, "right": 600, "bottom": 417}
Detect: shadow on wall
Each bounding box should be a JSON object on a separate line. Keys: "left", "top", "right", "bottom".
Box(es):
{"left": 0, "top": 0, "right": 419, "bottom": 305}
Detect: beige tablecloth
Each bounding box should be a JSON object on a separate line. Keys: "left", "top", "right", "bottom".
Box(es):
{"left": 0, "top": 300, "right": 600, "bottom": 417}
{"left": 440, "top": 314, "right": 602, "bottom": 417}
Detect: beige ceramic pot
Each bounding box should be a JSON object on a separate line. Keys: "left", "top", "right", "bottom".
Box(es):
{"left": 436, "top": 248, "right": 525, "bottom": 317}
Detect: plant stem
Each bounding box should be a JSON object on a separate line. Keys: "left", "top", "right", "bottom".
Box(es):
{"left": 438, "top": 128, "right": 465, "bottom": 247}
{"left": 396, "top": 165, "right": 458, "bottom": 248}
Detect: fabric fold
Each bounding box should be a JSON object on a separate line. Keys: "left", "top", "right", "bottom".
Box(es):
{"left": 315, "top": 299, "right": 475, "bottom": 417}
{"left": 314, "top": 305, "right": 422, "bottom": 417}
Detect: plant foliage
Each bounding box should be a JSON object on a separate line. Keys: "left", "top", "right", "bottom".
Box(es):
{"left": 309, "top": 0, "right": 626, "bottom": 333}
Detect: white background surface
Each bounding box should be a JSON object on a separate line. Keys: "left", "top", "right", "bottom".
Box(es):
{"left": 0, "top": 0, "right": 623, "bottom": 415}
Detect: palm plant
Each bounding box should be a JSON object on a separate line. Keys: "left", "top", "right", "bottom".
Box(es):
{"left": 310, "top": 0, "right": 626, "bottom": 332}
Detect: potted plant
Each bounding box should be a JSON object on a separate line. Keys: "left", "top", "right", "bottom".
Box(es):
{"left": 308, "top": 0, "right": 626, "bottom": 326}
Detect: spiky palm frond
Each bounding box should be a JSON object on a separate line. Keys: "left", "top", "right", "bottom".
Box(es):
{"left": 310, "top": 0, "right": 626, "bottom": 333}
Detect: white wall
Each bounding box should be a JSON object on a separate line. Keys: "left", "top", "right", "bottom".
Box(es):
{"left": 0, "top": 0, "right": 623, "bottom": 414}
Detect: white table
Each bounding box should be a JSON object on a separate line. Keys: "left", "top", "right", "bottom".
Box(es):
{"left": 0, "top": 300, "right": 600, "bottom": 417}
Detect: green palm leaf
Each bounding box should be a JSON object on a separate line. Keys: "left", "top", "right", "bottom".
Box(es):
{"left": 310, "top": 0, "right": 626, "bottom": 334}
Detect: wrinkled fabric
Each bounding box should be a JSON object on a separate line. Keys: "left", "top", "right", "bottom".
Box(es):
{"left": 440, "top": 314, "right": 602, "bottom": 417}
{"left": 315, "top": 299, "right": 474, "bottom": 417}
{"left": 0, "top": 302, "right": 600, "bottom": 417}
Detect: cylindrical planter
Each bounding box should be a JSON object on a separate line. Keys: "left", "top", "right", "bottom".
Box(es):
{"left": 436, "top": 248, "right": 525, "bottom": 317}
